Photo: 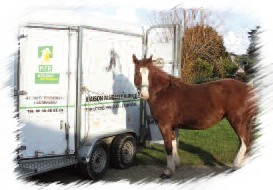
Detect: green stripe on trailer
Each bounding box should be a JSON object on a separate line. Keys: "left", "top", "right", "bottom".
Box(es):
{"left": 19, "top": 105, "right": 74, "bottom": 109}
{"left": 82, "top": 99, "right": 140, "bottom": 107}
{"left": 19, "top": 99, "right": 140, "bottom": 109}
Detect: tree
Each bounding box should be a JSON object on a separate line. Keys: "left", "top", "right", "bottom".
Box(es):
{"left": 182, "top": 25, "right": 229, "bottom": 83}
{"left": 247, "top": 26, "right": 261, "bottom": 60}
{"left": 149, "top": 8, "right": 221, "bottom": 42}
{"left": 149, "top": 8, "right": 230, "bottom": 83}
{"left": 246, "top": 26, "right": 261, "bottom": 75}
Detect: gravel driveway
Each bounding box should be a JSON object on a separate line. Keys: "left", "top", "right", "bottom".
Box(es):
{"left": 28, "top": 163, "right": 230, "bottom": 185}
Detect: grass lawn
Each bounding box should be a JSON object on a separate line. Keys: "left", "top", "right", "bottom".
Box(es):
{"left": 136, "top": 119, "right": 240, "bottom": 167}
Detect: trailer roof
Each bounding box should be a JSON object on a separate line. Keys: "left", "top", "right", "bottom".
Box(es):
{"left": 20, "top": 10, "right": 143, "bottom": 35}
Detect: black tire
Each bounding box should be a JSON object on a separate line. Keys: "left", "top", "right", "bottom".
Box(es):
{"left": 80, "top": 141, "right": 109, "bottom": 180}
{"left": 110, "top": 134, "right": 137, "bottom": 169}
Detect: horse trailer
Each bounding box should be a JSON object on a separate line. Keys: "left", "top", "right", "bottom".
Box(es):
{"left": 15, "top": 14, "right": 182, "bottom": 179}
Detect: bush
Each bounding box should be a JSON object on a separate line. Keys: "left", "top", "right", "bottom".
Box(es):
{"left": 244, "top": 58, "right": 256, "bottom": 74}
{"left": 181, "top": 24, "right": 229, "bottom": 83}
{"left": 182, "top": 57, "right": 239, "bottom": 84}
{"left": 234, "top": 72, "right": 248, "bottom": 82}
{"left": 215, "top": 58, "right": 238, "bottom": 78}
{"left": 224, "top": 61, "right": 238, "bottom": 77}
{"left": 192, "top": 58, "right": 214, "bottom": 83}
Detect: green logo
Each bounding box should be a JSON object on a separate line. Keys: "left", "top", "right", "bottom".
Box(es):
{"left": 36, "top": 46, "right": 59, "bottom": 84}
{"left": 39, "top": 65, "right": 52, "bottom": 72}
{"left": 35, "top": 73, "right": 60, "bottom": 84}
{"left": 38, "top": 46, "right": 53, "bottom": 63}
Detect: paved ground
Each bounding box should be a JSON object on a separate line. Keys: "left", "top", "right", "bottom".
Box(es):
{"left": 27, "top": 163, "right": 231, "bottom": 186}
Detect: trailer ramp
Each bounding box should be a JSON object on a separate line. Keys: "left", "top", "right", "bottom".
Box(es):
{"left": 17, "top": 155, "right": 77, "bottom": 177}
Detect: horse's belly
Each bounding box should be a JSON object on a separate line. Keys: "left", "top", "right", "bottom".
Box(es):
{"left": 179, "top": 122, "right": 211, "bottom": 130}
{"left": 178, "top": 113, "right": 224, "bottom": 130}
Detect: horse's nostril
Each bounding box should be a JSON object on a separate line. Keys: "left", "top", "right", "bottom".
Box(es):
{"left": 139, "top": 93, "right": 149, "bottom": 100}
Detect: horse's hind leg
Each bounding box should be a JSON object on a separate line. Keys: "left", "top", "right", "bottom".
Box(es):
{"left": 227, "top": 116, "right": 250, "bottom": 169}
{"left": 233, "top": 135, "right": 248, "bottom": 168}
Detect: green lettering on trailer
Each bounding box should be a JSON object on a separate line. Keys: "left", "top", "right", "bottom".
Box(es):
{"left": 82, "top": 99, "right": 140, "bottom": 107}
{"left": 35, "top": 73, "right": 60, "bottom": 84}
{"left": 39, "top": 65, "right": 53, "bottom": 72}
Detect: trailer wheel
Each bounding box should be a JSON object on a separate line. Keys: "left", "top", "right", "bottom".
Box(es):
{"left": 80, "top": 141, "right": 109, "bottom": 180}
{"left": 110, "top": 134, "right": 137, "bottom": 169}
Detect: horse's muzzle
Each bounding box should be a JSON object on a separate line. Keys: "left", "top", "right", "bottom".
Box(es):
{"left": 140, "top": 85, "right": 149, "bottom": 100}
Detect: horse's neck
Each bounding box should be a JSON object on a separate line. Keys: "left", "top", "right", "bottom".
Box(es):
{"left": 148, "top": 68, "right": 188, "bottom": 102}
{"left": 148, "top": 68, "right": 171, "bottom": 97}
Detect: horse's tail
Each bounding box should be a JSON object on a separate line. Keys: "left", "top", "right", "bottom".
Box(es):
{"left": 246, "top": 89, "right": 258, "bottom": 153}
{"left": 247, "top": 111, "right": 257, "bottom": 150}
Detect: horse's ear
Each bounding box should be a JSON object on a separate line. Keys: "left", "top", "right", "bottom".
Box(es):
{"left": 132, "top": 54, "right": 138, "bottom": 64}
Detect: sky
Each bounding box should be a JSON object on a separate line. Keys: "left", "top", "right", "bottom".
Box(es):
{"left": 0, "top": 0, "right": 260, "bottom": 55}
{"left": 51, "top": 0, "right": 260, "bottom": 55}
{"left": 54, "top": 1, "right": 260, "bottom": 55}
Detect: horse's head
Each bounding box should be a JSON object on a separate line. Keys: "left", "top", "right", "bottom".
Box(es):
{"left": 132, "top": 54, "right": 153, "bottom": 100}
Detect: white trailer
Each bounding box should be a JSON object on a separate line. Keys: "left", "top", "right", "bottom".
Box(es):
{"left": 15, "top": 18, "right": 182, "bottom": 179}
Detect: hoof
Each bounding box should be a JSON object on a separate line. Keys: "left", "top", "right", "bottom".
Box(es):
{"left": 160, "top": 173, "right": 172, "bottom": 179}
{"left": 174, "top": 158, "right": 180, "bottom": 167}
{"left": 232, "top": 162, "right": 243, "bottom": 170}
{"left": 175, "top": 162, "right": 181, "bottom": 167}
{"left": 232, "top": 165, "right": 241, "bottom": 171}
{"left": 227, "top": 168, "right": 237, "bottom": 174}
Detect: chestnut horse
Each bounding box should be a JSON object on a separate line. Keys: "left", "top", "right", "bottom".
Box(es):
{"left": 132, "top": 54, "right": 256, "bottom": 178}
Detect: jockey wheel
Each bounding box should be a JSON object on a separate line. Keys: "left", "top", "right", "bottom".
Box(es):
{"left": 110, "top": 134, "right": 137, "bottom": 169}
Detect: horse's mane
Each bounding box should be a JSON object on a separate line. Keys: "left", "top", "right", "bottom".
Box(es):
{"left": 149, "top": 64, "right": 187, "bottom": 89}
{"left": 170, "top": 76, "right": 185, "bottom": 87}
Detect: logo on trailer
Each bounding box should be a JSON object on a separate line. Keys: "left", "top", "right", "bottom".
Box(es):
{"left": 35, "top": 45, "right": 59, "bottom": 84}
{"left": 38, "top": 46, "right": 53, "bottom": 63}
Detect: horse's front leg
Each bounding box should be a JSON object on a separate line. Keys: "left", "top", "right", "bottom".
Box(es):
{"left": 172, "top": 129, "right": 180, "bottom": 167}
{"left": 159, "top": 126, "right": 176, "bottom": 179}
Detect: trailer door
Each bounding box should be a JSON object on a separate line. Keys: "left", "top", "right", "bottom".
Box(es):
{"left": 80, "top": 27, "right": 142, "bottom": 141}
{"left": 145, "top": 25, "right": 182, "bottom": 143}
{"left": 18, "top": 27, "right": 77, "bottom": 158}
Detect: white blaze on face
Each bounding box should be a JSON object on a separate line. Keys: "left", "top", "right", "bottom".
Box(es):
{"left": 140, "top": 67, "right": 149, "bottom": 100}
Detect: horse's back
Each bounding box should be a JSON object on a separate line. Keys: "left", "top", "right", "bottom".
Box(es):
{"left": 152, "top": 78, "right": 254, "bottom": 128}
{"left": 216, "top": 79, "right": 253, "bottom": 105}
{"left": 209, "top": 79, "right": 255, "bottom": 123}
{"left": 180, "top": 79, "right": 252, "bottom": 128}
